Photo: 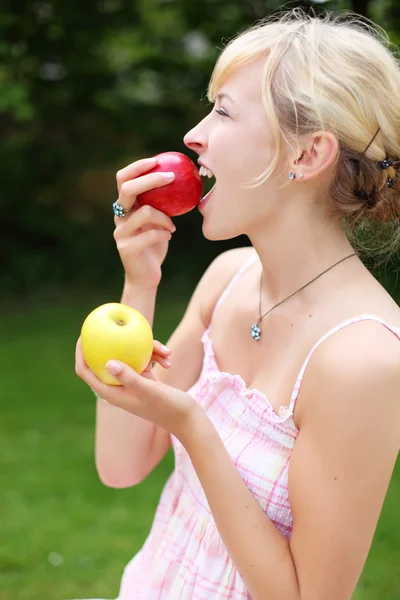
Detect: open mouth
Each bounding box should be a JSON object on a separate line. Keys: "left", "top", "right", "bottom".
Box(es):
{"left": 199, "top": 165, "right": 214, "bottom": 179}
{"left": 199, "top": 166, "right": 216, "bottom": 203}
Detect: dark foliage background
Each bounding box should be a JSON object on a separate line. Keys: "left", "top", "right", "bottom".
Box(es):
{"left": 2, "top": 0, "right": 400, "bottom": 302}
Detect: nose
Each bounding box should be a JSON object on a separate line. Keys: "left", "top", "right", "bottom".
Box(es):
{"left": 183, "top": 117, "right": 208, "bottom": 155}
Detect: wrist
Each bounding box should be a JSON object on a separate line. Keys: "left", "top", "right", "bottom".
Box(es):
{"left": 123, "top": 276, "right": 158, "bottom": 295}
{"left": 179, "top": 403, "right": 217, "bottom": 452}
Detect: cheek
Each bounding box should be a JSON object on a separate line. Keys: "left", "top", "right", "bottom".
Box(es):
{"left": 216, "top": 128, "right": 273, "bottom": 184}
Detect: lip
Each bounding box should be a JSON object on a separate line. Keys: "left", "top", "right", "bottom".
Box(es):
{"left": 198, "top": 183, "right": 216, "bottom": 211}
{"left": 198, "top": 159, "right": 212, "bottom": 172}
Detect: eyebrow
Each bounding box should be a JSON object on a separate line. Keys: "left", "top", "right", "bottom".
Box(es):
{"left": 216, "top": 92, "right": 237, "bottom": 105}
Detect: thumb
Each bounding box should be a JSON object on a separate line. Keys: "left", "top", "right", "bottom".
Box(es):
{"left": 106, "top": 360, "right": 131, "bottom": 382}
{"left": 106, "top": 360, "right": 154, "bottom": 387}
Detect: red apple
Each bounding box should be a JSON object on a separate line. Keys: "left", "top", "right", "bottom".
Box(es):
{"left": 137, "top": 151, "right": 203, "bottom": 217}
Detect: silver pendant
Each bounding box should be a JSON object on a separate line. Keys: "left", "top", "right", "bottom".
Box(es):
{"left": 251, "top": 323, "right": 261, "bottom": 341}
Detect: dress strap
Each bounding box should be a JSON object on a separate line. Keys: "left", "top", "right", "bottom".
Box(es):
{"left": 210, "top": 253, "right": 259, "bottom": 324}
{"left": 289, "top": 314, "right": 400, "bottom": 412}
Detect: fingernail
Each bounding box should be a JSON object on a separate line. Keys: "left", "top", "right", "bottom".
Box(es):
{"left": 165, "top": 360, "right": 172, "bottom": 367}
{"left": 162, "top": 172, "right": 175, "bottom": 181}
{"left": 106, "top": 360, "right": 123, "bottom": 375}
{"left": 171, "top": 225, "right": 176, "bottom": 232}
{"left": 161, "top": 344, "right": 171, "bottom": 353}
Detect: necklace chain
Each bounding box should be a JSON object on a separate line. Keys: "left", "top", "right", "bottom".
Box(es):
{"left": 250, "top": 253, "right": 357, "bottom": 341}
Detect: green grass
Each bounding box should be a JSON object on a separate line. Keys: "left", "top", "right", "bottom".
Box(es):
{"left": 0, "top": 292, "right": 399, "bottom": 600}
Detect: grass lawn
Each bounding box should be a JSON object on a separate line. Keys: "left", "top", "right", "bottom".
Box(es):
{"left": 0, "top": 291, "right": 399, "bottom": 600}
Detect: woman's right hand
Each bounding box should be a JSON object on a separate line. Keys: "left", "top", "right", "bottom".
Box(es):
{"left": 114, "top": 157, "right": 177, "bottom": 290}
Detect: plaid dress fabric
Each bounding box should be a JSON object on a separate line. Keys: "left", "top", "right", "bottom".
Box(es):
{"left": 115, "top": 254, "right": 400, "bottom": 599}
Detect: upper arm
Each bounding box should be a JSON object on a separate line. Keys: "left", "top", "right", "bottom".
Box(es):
{"left": 288, "top": 323, "right": 400, "bottom": 600}
{"left": 148, "top": 246, "right": 254, "bottom": 471}
{"left": 152, "top": 246, "right": 255, "bottom": 392}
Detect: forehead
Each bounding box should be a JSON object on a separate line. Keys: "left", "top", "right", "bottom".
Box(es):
{"left": 216, "top": 58, "right": 266, "bottom": 108}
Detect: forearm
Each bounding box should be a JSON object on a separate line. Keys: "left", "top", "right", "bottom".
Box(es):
{"left": 182, "top": 409, "right": 300, "bottom": 600}
{"left": 120, "top": 277, "right": 157, "bottom": 326}
{"left": 96, "top": 282, "right": 167, "bottom": 487}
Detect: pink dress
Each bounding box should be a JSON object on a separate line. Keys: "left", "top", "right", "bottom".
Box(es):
{"left": 84, "top": 254, "right": 400, "bottom": 600}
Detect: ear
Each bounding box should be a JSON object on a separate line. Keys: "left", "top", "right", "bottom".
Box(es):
{"left": 289, "top": 131, "right": 339, "bottom": 181}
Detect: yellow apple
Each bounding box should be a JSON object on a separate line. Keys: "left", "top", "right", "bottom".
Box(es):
{"left": 80, "top": 302, "right": 153, "bottom": 385}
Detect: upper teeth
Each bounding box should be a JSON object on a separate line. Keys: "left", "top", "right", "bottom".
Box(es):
{"left": 199, "top": 165, "right": 214, "bottom": 178}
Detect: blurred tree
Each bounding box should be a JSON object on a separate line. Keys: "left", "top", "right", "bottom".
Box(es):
{"left": 351, "top": 0, "right": 371, "bottom": 16}
{"left": 0, "top": 0, "right": 398, "bottom": 297}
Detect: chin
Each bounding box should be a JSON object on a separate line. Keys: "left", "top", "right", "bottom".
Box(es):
{"left": 199, "top": 188, "right": 255, "bottom": 241}
{"left": 201, "top": 220, "right": 245, "bottom": 242}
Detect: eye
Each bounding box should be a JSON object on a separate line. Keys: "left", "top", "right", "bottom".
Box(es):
{"left": 214, "top": 108, "right": 229, "bottom": 118}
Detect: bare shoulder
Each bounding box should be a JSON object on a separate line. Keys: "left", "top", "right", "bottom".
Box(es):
{"left": 297, "top": 314, "right": 400, "bottom": 427}
{"left": 308, "top": 264, "right": 400, "bottom": 382}
{"left": 314, "top": 318, "right": 400, "bottom": 387}
{"left": 200, "top": 246, "right": 257, "bottom": 328}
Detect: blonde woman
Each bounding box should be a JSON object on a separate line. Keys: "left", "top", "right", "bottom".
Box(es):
{"left": 75, "top": 9, "right": 400, "bottom": 600}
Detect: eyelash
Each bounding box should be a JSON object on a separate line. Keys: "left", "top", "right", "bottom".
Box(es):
{"left": 215, "top": 108, "right": 229, "bottom": 118}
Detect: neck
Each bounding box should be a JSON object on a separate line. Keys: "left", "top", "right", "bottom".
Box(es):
{"left": 247, "top": 201, "right": 358, "bottom": 308}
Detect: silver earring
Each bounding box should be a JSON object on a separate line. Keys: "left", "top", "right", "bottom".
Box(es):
{"left": 298, "top": 173, "right": 304, "bottom": 178}
{"left": 288, "top": 172, "right": 296, "bottom": 180}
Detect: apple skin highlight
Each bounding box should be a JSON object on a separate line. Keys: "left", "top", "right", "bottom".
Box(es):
{"left": 81, "top": 303, "right": 153, "bottom": 385}
{"left": 138, "top": 152, "right": 204, "bottom": 217}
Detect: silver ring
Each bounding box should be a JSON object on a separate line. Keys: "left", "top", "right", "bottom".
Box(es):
{"left": 113, "top": 200, "right": 132, "bottom": 218}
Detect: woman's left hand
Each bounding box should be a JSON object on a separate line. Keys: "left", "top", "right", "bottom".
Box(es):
{"left": 75, "top": 339, "right": 203, "bottom": 442}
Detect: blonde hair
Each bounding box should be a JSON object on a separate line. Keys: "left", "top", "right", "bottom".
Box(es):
{"left": 207, "top": 9, "right": 400, "bottom": 264}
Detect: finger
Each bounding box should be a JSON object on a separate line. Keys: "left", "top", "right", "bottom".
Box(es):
{"left": 116, "top": 157, "right": 158, "bottom": 195}
{"left": 76, "top": 354, "right": 133, "bottom": 408}
{"left": 153, "top": 340, "right": 172, "bottom": 355}
{"left": 105, "top": 360, "right": 159, "bottom": 403}
{"left": 75, "top": 337, "right": 86, "bottom": 372}
{"left": 150, "top": 352, "right": 172, "bottom": 368}
{"left": 117, "top": 171, "right": 175, "bottom": 215}
{"left": 143, "top": 346, "right": 172, "bottom": 373}
{"left": 75, "top": 347, "right": 106, "bottom": 391}
{"left": 114, "top": 229, "right": 173, "bottom": 256}
{"left": 75, "top": 338, "right": 118, "bottom": 397}
{"left": 143, "top": 356, "right": 171, "bottom": 374}
{"left": 113, "top": 204, "right": 176, "bottom": 240}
